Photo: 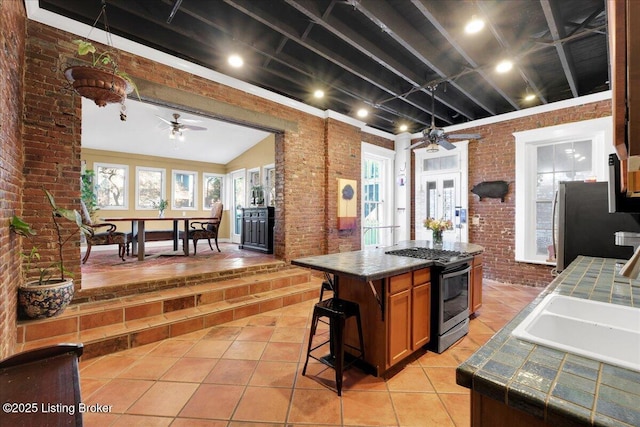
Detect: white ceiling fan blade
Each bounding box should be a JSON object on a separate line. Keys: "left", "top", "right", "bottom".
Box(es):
{"left": 182, "top": 124, "right": 207, "bottom": 131}
{"left": 438, "top": 139, "right": 456, "bottom": 150}
{"left": 156, "top": 115, "right": 173, "bottom": 125}
{"left": 446, "top": 133, "right": 482, "bottom": 140}
{"left": 406, "top": 139, "right": 427, "bottom": 150}
{"left": 181, "top": 118, "right": 203, "bottom": 124}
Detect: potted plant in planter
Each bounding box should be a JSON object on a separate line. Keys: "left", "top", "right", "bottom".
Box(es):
{"left": 10, "top": 189, "right": 91, "bottom": 320}
{"left": 64, "top": 40, "right": 139, "bottom": 109}
{"left": 152, "top": 199, "right": 169, "bottom": 218}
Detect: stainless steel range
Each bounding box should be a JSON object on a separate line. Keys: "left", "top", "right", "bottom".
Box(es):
{"left": 385, "top": 247, "right": 472, "bottom": 353}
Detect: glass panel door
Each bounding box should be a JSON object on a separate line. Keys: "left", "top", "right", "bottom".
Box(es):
{"left": 231, "top": 170, "right": 245, "bottom": 243}
{"left": 422, "top": 173, "right": 459, "bottom": 243}
{"left": 362, "top": 153, "right": 393, "bottom": 247}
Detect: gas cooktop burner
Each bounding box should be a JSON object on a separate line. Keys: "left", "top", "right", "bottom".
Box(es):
{"left": 385, "top": 247, "right": 471, "bottom": 266}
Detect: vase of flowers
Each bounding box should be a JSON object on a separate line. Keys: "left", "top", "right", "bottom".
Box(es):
{"left": 423, "top": 217, "right": 453, "bottom": 246}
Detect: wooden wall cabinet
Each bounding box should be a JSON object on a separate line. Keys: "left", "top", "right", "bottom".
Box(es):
{"left": 469, "top": 254, "right": 483, "bottom": 315}
{"left": 239, "top": 207, "right": 274, "bottom": 253}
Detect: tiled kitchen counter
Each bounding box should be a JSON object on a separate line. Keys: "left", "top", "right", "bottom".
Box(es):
{"left": 457, "top": 256, "right": 640, "bottom": 426}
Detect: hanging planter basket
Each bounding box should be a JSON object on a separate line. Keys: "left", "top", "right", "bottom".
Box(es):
{"left": 64, "top": 65, "right": 131, "bottom": 107}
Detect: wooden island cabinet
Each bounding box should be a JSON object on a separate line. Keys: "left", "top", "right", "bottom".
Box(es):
{"left": 291, "top": 241, "right": 484, "bottom": 377}
{"left": 469, "top": 254, "right": 483, "bottom": 315}
{"left": 338, "top": 268, "right": 430, "bottom": 375}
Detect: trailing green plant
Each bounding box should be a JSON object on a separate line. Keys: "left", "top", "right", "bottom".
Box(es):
{"left": 9, "top": 188, "right": 92, "bottom": 285}
{"left": 72, "top": 39, "right": 140, "bottom": 100}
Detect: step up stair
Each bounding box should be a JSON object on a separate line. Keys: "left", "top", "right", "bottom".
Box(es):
{"left": 16, "top": 267, "right": 321, "bottom": 359}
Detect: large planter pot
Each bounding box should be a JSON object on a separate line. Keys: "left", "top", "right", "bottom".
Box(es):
{"left": 18, "top": 279, "right": 75, "bottom": 320}
{"left": 64, "top": 66, "right": 130, "bottom": 107}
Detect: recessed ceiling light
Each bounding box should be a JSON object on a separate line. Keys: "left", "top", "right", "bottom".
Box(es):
{"left": 313, "top": 89, "right": 325, "bottom": 99}
{"left": 357, "top": 108, "right": 368, "bottom": 118}
{"left": 495, "top": 59, "right": 513, "bottom": 73}
{"left": 228, "top": 54, "right": 244, "bottom": 68}
{"left": 465, "top": 16, "right": 485, "bottom": 34}
{"left": 399, "top": 124, "right": 408, "bottom": 132}
{"left": 524, "top": 93, "right": 536, "bottom": 102}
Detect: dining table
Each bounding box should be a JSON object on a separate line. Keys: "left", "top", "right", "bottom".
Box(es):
{"left": 101, "top": 216, "right": 213, "bottom": 261}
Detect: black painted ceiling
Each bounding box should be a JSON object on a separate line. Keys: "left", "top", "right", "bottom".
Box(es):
{"left": 39, "top": 0, "right": 609, "bottom": 134}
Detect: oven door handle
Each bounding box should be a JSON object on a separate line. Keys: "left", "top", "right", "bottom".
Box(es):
{"left": 442, "top": 264, "right": 471, "bottom": 280}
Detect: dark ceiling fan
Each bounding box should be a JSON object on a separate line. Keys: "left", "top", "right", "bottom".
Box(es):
{"left": 157, "top": 113, "right": 207, "bottom": 136}
{"left": 407, "top": 86, "right": 482, "bottom": 151}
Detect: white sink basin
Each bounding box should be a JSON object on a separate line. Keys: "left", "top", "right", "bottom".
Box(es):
{"left": 511, "top": 294, "right": 640, "bottom": 372}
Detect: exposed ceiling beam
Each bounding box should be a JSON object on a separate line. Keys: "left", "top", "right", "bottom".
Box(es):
{"left": 352, "top": 0, "right": 497, "bottom": 116}
{"left": 410, "top": 0, "right": 523, "bottom": 110}
{"left": 285, "top": 0, "right": 475, "bottom": 123}
{"left": 223, "top": 0, "right": 439, "bottom": 126}
{"left": 474, "top": 1, "right": 548, "bottom": 105}
{"left": 540, "top": 0, "right": 579, "bottom": 97}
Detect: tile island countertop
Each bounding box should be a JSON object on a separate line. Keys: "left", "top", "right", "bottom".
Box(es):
{"left": 291, "top": 240, "right": 484, "bottom": 281}
{"left": 457, "top": 256, "right": 640, "bottom": 426}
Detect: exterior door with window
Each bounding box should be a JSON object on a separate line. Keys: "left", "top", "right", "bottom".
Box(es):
{"left": 230, "top": 170, "right": 245, "bottom": 243}
{"left": 362, "top": 145, "right": 394, "bottom": 248}
{"left": 422, "top": 173, "right": 458, "bottom": 243}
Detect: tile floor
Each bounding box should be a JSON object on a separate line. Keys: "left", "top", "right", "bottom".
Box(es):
{"left": 78, "top": 279, "right": 542, "bottom": 426}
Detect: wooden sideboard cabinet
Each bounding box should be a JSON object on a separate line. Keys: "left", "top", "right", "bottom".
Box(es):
{"left": 239, "top": 207, "right": 274, "bottom": 253}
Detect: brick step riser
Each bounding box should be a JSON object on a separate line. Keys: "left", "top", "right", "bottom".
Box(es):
{"left": 18, "top": 269, "right": 315, "bottom": 345}
{"left": 22, "top": 284, "right": 321, "bottom": 360}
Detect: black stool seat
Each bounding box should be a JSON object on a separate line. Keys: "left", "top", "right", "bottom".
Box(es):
{"left": 302, "top": 297, "right": 365, "bottom": 396}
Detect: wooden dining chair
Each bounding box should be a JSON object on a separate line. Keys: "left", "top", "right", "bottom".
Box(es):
{"left": 181, "top": 202, "right": 223, "bottom": 255}
{"left": 80, "top": 200, "right": 131, "bottom": 263}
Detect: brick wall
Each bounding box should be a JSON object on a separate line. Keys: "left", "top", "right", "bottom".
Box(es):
{"left": 0, "top": 0, "right": 27, "bottom": 359}
{"left": 462, "top": 100, "right": 612, "bottom": 286}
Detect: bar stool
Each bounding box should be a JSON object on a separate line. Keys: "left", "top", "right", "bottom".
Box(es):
{"left": 319, "top": 272, "right": 335, "bottom": 301}
{"left": 302, "top": 298, "right": 365, "bottom": 396}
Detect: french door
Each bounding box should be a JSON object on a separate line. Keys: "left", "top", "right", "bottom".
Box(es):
{"left": 230, "top": 170, "right": 245, "bottom": 243}
{"left": 362, "top": 144, "right": 395, "bottom": 248}
{"left": 422, "top": 173, "right": 459, "bottom": 244}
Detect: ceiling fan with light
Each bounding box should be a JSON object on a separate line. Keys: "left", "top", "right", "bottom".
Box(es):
{"left": 407, "top": 86, "right": 482, "bottom": 151}
{"left": 157, "top": 113, "right": 207, "bottom": 139}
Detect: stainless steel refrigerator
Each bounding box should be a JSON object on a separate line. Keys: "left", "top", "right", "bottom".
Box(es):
{"left": 556, "top": 181, "right": 640, "bottom": 271}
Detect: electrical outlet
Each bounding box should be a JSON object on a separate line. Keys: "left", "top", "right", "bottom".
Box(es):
{"left": 472, "top": 216, "right": 480, "bottom": 226}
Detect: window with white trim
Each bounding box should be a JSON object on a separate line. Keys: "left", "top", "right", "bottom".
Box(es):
{"left": 172, "top": 170, "right": 198, "bottom": 210}
{"left": 514, "top": 117, "right": 614, "bottom": 264}
{"left": 95, "top": 163, "right": 128, "bottom": 209}
{"left": 136, "top": 166, "right": 166, "bottom": 210}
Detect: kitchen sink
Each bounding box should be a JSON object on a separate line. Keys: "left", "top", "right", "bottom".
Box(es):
{"left": 511, "top": 293, "right": 640, "bottom": 372}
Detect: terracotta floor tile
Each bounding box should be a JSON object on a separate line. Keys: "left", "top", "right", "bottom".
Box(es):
{"left": 249, "top": 361, "right": 297, "bottom": 387}
{"left": 179, "top": 383, "right": 244, "bottom": 419}
{"left": 235, "top": 325, "right": 275, "bottom": 341}
{"left": 160, "top": 357, "right": 218, "bottom": 382}
{"left": 341, "top": 390, "right": 397, "bottom": 426}
{"left": 416, "top": 349, "right": 460, "bottom": 367}
{"left": 109, "top": 414, "right": 173, "bottom": 426}
{"left": 202, "top": 326, "right": 242, "bottom": 340}
{"left": 390, "top": 392, "right": 455, "bottom": 426}
{"left": 385, "top": 366, "right": 435, "bottom": 392}
{"left": 275, "top": 315, "right": 309, "bottom": 328}
{"left": 127, "top": 382, "right": 199, "bottom": 417}
{"left": 232, "top": 386, "right": 292, "bottom": 423}
{"left": 80, "top": 377, "right": 110, "bottom": 399}
{"left": 440, "top": 393, "right": 471, "bottom": 427}
{"left": 117, "top": 356, "right": 179, "bottom": 380}
{"left": 222, "top": 340, "right": 267, "bottom": 360}
{"left": 204, "top": 359, "right": 258, "bottom": 385}
{"left": 270, "top": 327, "right": 307, "bottom": 343}
{"left": 146, "top": 339, "right": 197, "bottom": 357}
{"left": 81, "top": 412, "right": 120, "bottom": 426}
{"left": 246, "top": 315, "right": 278, "bottom": 326}
{"left": 287, "top": 387, "right": 342, "bottom": 425}
{"left": 424, "top": 366, "right": 469, "bottom": 393}
{"left": 185, "top": 340, "right": 232, "bottom": 358}
{"left": 261, "top": 341, "right": 302, "bottom": 362}
{"left": 80, "top": 355, "right": 141, "bottom": 379}
{"left": 84, "top": 378, "right": 155, "bottom": 413}
{"left": 342, "top": 367, "right": 389, "bottom": 392}
{"left": 171, "top": 418, "right": 227, "bottom": 427}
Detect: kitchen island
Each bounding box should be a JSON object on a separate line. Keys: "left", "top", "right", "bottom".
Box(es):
{"left": 457, "top": 256, "right": 640, "bottom": 426}
{"left": 292, "top": 240, "right": 483, "bottom": 376}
